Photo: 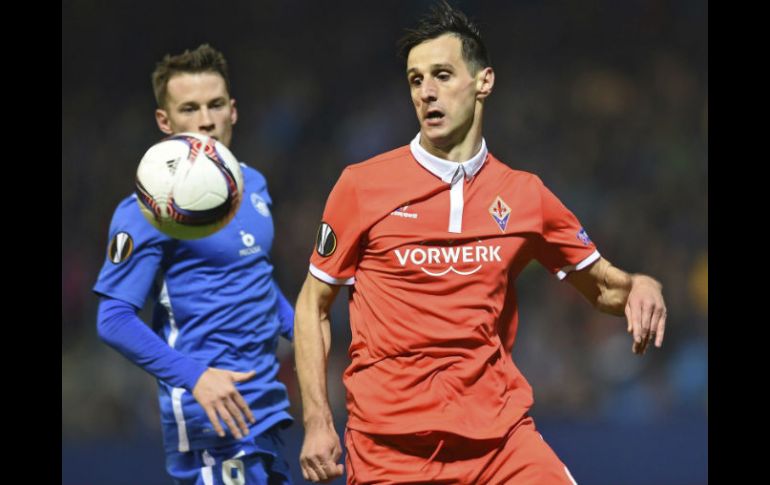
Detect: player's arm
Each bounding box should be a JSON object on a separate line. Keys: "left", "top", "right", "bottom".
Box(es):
{"left": 273, "top": 280, "right": 295, "bottom": 341}
{"left": 294, "top": 272, "right": 344, "bottom": 483}
{"left": 96, "top": 297, "right": 256, "bottom": 439}
{"left": 565, "top": 256, "right": 667, "bottom": 355}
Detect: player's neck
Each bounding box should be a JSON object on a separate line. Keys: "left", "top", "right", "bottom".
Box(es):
{"left": 419, "top": 109, "right": 484, "bottom": 163}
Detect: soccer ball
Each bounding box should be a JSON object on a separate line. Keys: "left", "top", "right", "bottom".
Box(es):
{"left": 135, "top": 132, "right": 244, "bottom": 240}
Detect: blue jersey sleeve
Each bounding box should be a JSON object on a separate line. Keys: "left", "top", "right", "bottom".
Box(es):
{"left": 97, "top": 297, "right": 208, "bottom": 390}
{"left": 93, "top": 196, "right": 169, "bottom": 308}
{"left": 273, "top": 281, "right": 294, "bottom": 341}
{"left": 246, "top": 165, "right": 292, "bottom": 340}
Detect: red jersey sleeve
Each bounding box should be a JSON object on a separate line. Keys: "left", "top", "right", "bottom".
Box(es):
{"left": 309, "top": 167, "right": 363, "bottom": 285}
{"left": 532, "top": 176, "right": 600, "bottom": 279}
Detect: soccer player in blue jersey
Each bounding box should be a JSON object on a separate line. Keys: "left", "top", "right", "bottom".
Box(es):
{"left": 93, "top": 44, "right": 294, "bottom": 485}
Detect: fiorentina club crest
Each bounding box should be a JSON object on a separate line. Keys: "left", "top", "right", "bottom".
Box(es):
{"left": 488, "top": 196, "right": 511, "bottom": 232}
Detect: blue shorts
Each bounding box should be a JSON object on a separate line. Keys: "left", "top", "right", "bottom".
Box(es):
{"left": 166, "top": 427, "right": 292, "bottom": 485}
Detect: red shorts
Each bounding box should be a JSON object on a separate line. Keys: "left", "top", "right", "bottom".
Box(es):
{"left": 345, "top": 415, "right": 578, "bottom": 484}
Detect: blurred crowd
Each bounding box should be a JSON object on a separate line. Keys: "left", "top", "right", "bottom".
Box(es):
{"left": 63, "top": 0, "right": 707, "bottom": 446}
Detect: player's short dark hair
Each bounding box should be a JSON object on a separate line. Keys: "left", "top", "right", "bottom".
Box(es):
{"left": 152, "top": 44, "right": 231, "bottom": 108}
{"left": 397, "top": 0, "right": 490, "bottom": 73}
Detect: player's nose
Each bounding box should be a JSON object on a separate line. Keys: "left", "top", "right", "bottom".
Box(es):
{"left": 420, "top": 79, "right": 437, "bottom": 102}
{"left": 198, "top": 108, "right": 215, "bottom": 132}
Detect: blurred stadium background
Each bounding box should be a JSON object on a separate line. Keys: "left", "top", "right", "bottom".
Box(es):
{"left": 62, "top": 0, "right": 707, "bottom": 484}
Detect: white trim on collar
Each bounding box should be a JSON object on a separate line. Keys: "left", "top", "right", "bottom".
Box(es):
{"left": 409, "top": 133, "right": 487, "bottom": 234}
{"left": 409, "top": 133, "right": 488, "bottom": 184}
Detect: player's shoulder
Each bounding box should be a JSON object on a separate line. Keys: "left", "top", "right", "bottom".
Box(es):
{"left": 345, "top": 145, "right": 412, "bottom": 174}
{"left": 112, "top": 194, "right": 144, "bottom": 219}
{"left": 239, "top": 162, "right": 266, "bottom": 183}
{"left": 486, "top": 153, "right": 544, "bottom": 186}
{"left": 109, "top": 194, "right": 169, "bottom": 241}
{"left": 338, "top": 145, "right": 414, "bottom": 188}
{"left": 239, "top": 162, "right": 270, "bottom": 191}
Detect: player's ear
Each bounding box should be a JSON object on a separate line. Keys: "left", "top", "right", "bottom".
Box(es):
{"left": 229, "top": 98, "right": 238, "bottom": 126}
{"left": 476, "top": 67, "right": 495, "bottom": 100}
{"left": 155, "top": 108, "right": 174, "bottom": 135}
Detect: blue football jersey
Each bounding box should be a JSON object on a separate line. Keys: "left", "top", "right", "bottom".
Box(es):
{"left": 93, "top": 164, "right": 293, "bottom": 454}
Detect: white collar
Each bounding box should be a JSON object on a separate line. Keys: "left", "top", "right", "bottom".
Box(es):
{"left": 409, "top": 133, "right": 488, "bottom": 184}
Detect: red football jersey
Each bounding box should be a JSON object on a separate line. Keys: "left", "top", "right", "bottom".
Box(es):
{"left": 310, "top": 135, "right": 599, "bottom": 439}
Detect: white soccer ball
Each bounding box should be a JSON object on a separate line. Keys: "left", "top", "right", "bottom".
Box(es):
{"left": 135, "top": 132, "right": 244, "bottom": 240}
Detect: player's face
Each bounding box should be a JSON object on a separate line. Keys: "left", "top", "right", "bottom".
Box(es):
{"left": 155, "top": 72, "right": 238, "bottom": 147}
{"left": 406, "top": 34, "right": 488, "bottom": 149}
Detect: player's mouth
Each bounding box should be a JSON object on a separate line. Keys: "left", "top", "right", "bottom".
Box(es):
{"left": 424, "top": 108, "right": 445, "bottom": 126}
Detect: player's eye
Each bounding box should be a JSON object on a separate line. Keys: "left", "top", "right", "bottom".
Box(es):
{"left": 410, "top": 77, "right": 422, "bottom": 87}
{"left": 436, "top": 72, "right": 451, "bottom": 81}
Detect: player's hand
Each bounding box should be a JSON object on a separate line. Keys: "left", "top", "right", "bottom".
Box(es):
{"left": 625, "top": 275, "right": 667, "bottom": 355}
{"left": 300, "top": 421, "right": 344, "bottom": 483}
{"left": 192, "top": 367, "right": 257, "bottom": 439}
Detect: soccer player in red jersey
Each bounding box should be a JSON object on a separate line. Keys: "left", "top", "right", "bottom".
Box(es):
{"left": 294, "top": 2, "right": 667, "bottom": 483}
